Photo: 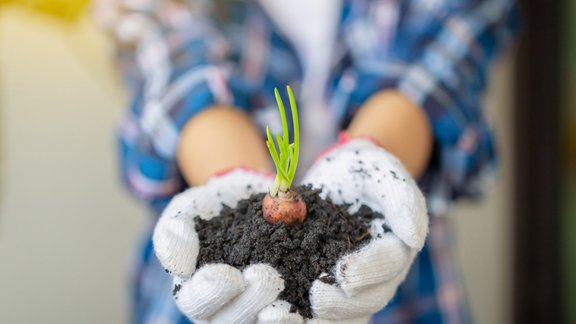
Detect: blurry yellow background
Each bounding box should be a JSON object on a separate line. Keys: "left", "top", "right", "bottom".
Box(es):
{"left": 0, "top": 3, "right": 515, "bottom": 323}
{"left": 0, "top": 3, "right": 145, "bottom": 323}
{"left": 5, "top": 0, "right": 90, "bottom": 19}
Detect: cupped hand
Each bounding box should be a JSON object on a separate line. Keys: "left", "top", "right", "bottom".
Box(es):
{"left": 153, "top": 169, "right": 303, "bottom": 323}
{"left": 302, "top": 136, "right": 429, "bottom": 322}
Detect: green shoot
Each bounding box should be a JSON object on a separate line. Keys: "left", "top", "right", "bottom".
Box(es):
{"left": 266, "top": 86, "right": 300, "bottom": 197}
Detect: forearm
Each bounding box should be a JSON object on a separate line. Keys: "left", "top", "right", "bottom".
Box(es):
{"left": 346, "top": 90, "right": 432, "bottom": 178}
{"left": 177, "top": 106, "right": 273, "bottom": 186}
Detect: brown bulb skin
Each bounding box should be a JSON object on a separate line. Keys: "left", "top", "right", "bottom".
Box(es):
{"left": 262, "top": 191, "right": 307, "bottom": 225}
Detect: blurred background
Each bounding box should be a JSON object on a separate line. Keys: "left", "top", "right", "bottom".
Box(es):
{"left": 0, "top": 0, "right": 573, "bottom": 323}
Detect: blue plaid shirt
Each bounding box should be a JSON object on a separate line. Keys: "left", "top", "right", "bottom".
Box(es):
{"left": 96, "top": 0, "right": 518, "bottom": 322}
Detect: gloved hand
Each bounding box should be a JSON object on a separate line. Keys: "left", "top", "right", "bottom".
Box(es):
{"left": 302, "top": 133, "right": 429, "bottom": 322}
{"left": 153, "top": 168, "right": 302, "bottom": 324}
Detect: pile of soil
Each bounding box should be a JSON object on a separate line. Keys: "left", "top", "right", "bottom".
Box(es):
{"left": 194, "top": 185, "right": 382, "bottom": 318}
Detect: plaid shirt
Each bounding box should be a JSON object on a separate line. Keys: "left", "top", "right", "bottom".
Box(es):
{"left": 95, "top": 0, "right": 518, "bottom": 322}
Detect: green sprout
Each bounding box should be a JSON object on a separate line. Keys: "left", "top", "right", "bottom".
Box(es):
{"left": 266, "top": 86, "right": 300, "bottom": 197}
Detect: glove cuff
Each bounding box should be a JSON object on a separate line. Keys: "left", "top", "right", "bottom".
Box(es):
{"left": 314, "top": 132, "right": 387, "bottom": 165}
{"left": 208, "top": 166, "right": 275, "bottom": 183}
{"left": 337, "top": 131, "right": 384, "bottom": 148}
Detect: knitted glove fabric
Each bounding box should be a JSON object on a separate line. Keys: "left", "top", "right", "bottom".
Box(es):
{"left": 302, "top": 135, "right": 429, "bottom": 322}
{"left": 153, "top": 168, "right": 300, "bottom": 323}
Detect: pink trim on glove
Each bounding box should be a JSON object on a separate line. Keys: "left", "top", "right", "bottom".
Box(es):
{"left": 314, "top": 132, "right": 385, "bottom": 163}
{"left": 210, "top": 166, "right": 275, "bottom": 181}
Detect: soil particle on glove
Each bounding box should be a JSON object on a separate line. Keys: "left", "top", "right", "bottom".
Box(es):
{"left": 194, "top": 185, "right": 380, "bottom": 318}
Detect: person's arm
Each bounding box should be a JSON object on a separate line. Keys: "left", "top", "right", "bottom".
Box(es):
{"left": 94, "top": 0, "right": 258, "bottom": 207}
{"left": 337, "top": 0, "right": 519, "bottom": 208}
{"left": 346, "top": 90, "right": 432, "bottom": 178}
{"left": 177, "top": 106, "right": 273, "bottom": 186}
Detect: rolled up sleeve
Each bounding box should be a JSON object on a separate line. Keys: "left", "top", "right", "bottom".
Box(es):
{"left": 95, "top": 0, "right": 246, "bottom": 208}
{"left": 337, "top": 0, "right": 519, "bottom": 213}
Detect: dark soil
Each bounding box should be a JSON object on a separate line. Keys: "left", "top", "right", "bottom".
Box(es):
{"left": 194, "top": 185, "right": 381, "bottom": 318}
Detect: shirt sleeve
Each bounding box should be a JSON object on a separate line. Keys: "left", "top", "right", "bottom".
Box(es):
{"left": 94, "top": 0, "right": 245, "bottom": 209}
{"left": 338, "top": 0, "right": 519, "bottom": 213}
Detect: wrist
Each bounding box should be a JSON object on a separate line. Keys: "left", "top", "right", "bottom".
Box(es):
{"left": 345, "top": 90, "right": 432, "bottom": 178}
{"left": 177, "top": 106, "right": 273, "bottom": 186}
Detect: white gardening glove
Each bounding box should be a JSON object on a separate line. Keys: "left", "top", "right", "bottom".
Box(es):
{"left": 302, "top": 134, "right": 429, "bottom": 322}
{"left": 153, "top": 168, "right": 304, "bottom": 324}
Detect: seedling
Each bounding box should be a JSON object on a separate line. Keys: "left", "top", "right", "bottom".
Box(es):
{"left": 262, "top": 86, "right": 307, "bottom": 224}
